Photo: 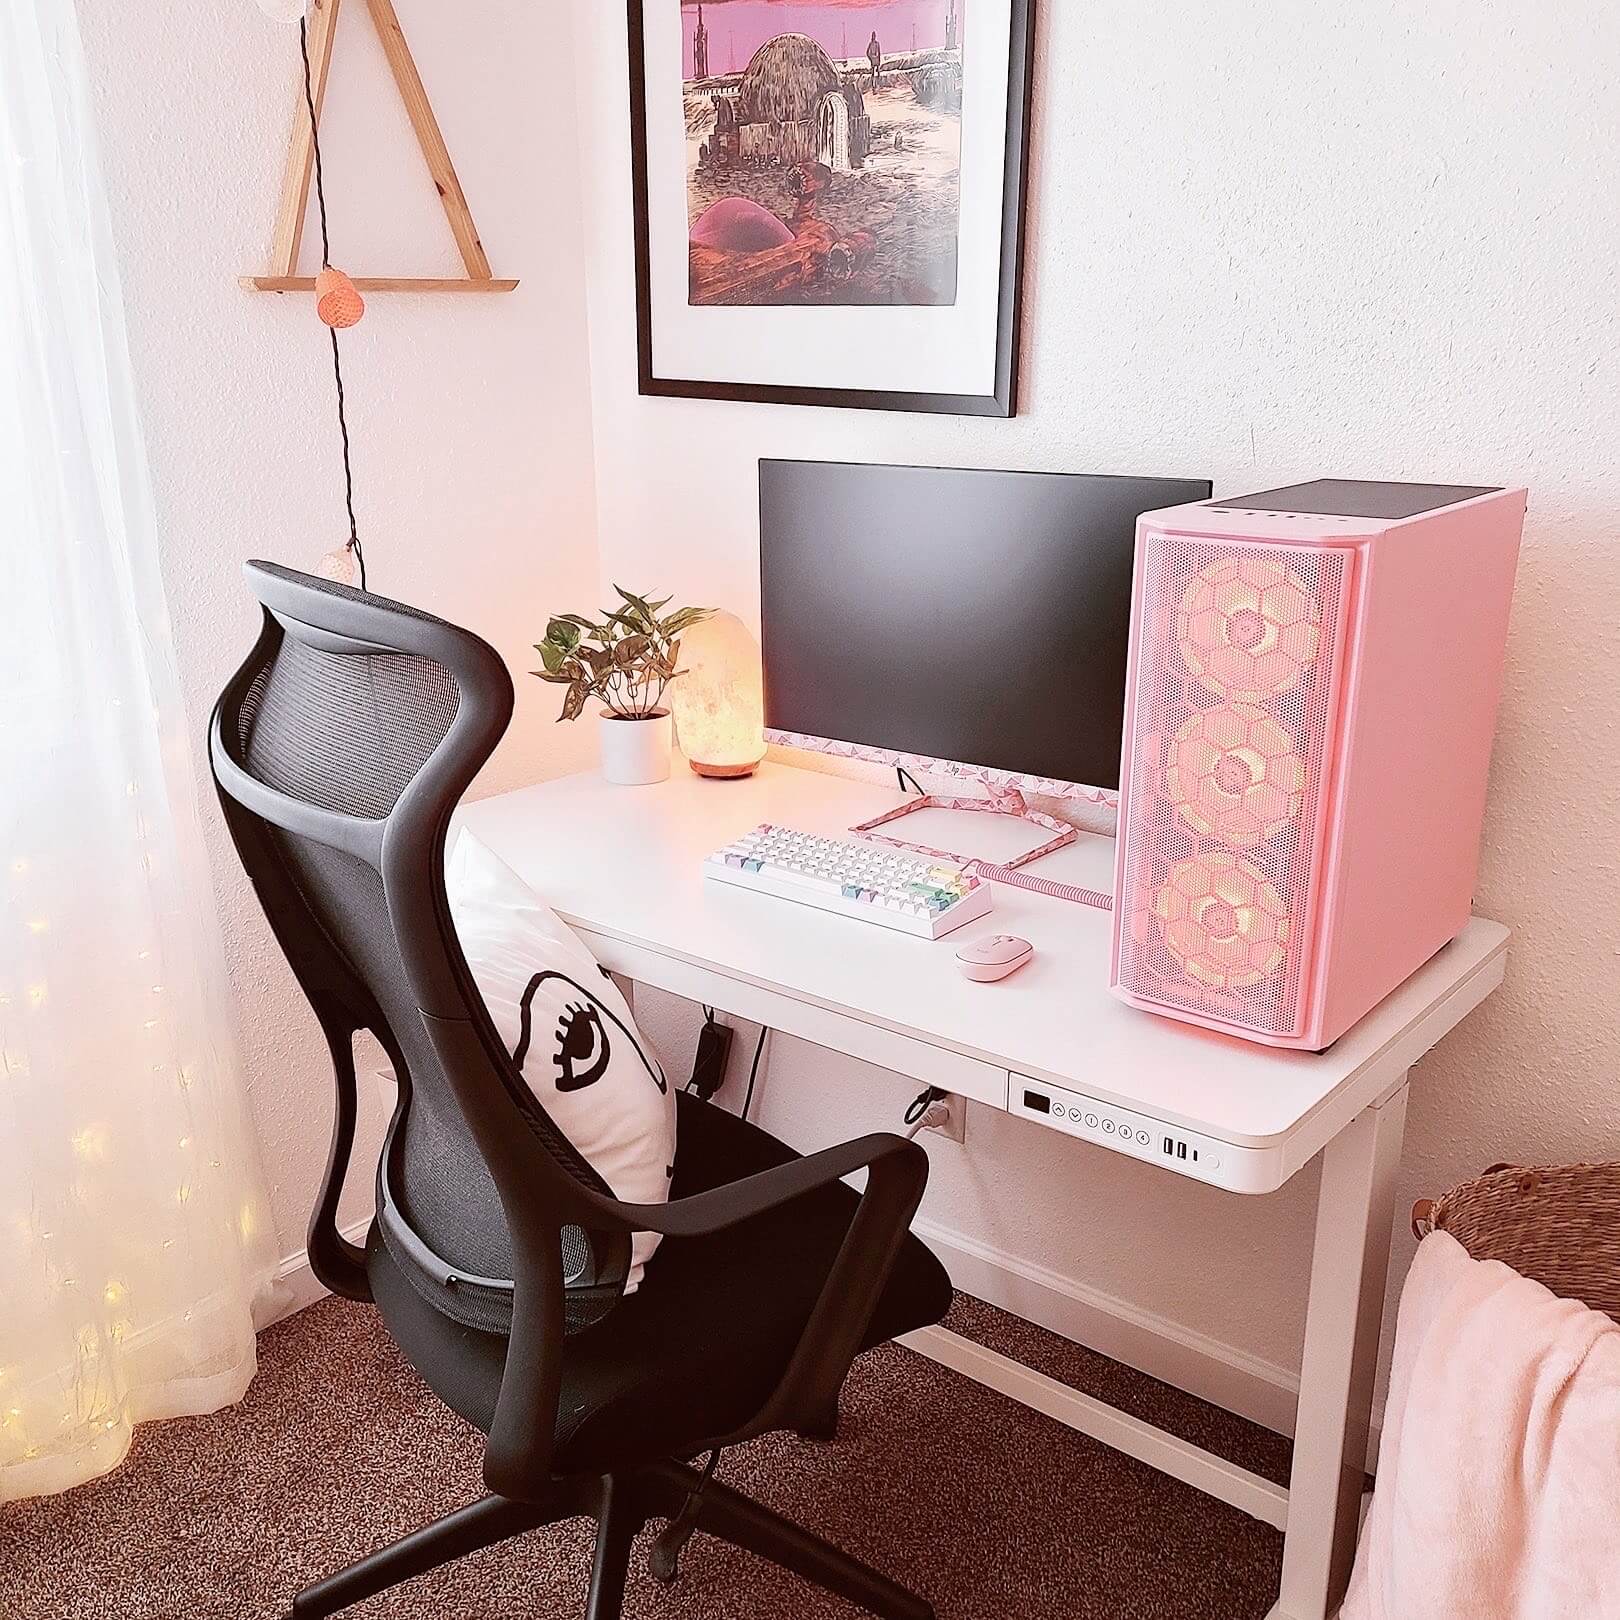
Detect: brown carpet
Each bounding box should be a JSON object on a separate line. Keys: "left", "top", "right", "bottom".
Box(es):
{"left": 6, "top": 1294, "right": 1285, "bottom": 1619}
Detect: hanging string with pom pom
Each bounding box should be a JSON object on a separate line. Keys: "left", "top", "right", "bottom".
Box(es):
{"left": 297, "top": 12, "right": 369, "bottom": 590}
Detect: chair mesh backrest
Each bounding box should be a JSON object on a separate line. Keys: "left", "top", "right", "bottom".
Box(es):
{"left": 237, "top": 634, "right": 460, "bottom": 819}
{"left": 217, "top": 567, "right": 627, "bottom": 1337}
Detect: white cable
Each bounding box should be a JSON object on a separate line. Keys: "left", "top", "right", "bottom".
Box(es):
{"left": 905, "top": 1101, "right": 954, "bottom": 1141}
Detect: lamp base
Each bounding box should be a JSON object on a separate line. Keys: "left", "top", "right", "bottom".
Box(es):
{"left": 689, "top": 760, "right": 760, "bottom": 779}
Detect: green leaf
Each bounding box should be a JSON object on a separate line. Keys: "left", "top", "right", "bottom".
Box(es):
{"left": 538, "top": 639, "right": 564, "bottom": 674}
{"left": 558, "top": 613, "right": 599, "bottom": 632}
{"left": 545, "top": 617, "right": 582, "bottom": 651}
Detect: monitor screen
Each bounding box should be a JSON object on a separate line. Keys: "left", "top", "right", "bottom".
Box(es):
{"left": 759, "top": 461, "right": 1212, "bottom": 793}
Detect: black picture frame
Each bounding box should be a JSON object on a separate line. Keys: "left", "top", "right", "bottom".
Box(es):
{"left": 628, "top": 0, "right": 1036, "bottom": 418}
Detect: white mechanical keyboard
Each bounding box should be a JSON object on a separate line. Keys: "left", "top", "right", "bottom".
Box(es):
{"left": 703, "top": 824, "right": 994, "bottom": 939}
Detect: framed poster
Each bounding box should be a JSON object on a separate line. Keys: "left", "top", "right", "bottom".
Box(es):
{"left": 628, "top": 0, "right": 1036, "bottom": 417}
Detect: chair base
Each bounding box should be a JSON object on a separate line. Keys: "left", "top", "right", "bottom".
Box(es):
{"left": 290, "top": 1458, "right": 932, "bottom": 1620}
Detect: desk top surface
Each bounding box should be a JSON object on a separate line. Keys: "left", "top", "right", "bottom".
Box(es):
{"left": 460, "top": 763, "right": 1508, "bottom": 1151}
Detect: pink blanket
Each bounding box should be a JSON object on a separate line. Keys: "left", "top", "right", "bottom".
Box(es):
{"left": 1344, "top": 1230, "right": 1620, "bottom": 1620}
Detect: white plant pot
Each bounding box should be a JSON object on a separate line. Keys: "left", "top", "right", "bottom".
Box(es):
{"left": 598, "top": 710, "right": 672, "bottom": 786}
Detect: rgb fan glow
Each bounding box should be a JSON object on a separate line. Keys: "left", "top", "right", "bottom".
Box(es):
{"left": 1152, "top": 852, "right": 1291, "bottom": 991}
{"left": 1163, "top": 704, "right": 1305, "bottom": 848}
{"left": 1176, "top": 556, "right": 1321, "bottom": 702}
{"left": 1117, "top": 533, "right": 1349, "bottom": 1039}
{"left": 1148, "top": 554, "right": 1322, "bottom": 1009}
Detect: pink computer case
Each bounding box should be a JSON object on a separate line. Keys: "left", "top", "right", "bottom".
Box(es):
{"left": 1110, "top": 480, "right": 1526, "bottom": 1050}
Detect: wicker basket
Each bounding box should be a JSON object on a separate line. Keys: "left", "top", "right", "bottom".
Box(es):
{"left": 1412, "top": 1162, "right": 1620, "bottom": 1325}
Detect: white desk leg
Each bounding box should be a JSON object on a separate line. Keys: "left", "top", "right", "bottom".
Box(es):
{"left": 1271, "top": 1081, "right": 1408, "bottom": 1620}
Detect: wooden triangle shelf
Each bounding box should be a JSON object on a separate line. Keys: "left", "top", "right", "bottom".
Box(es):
{"left": 241, "top": 0, "right": 518, "bottom": 296}
{"left": 243, "top": 276, "right": 519, "bottom": 293}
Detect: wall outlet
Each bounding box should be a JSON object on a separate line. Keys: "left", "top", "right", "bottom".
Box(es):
{"left": 926, "top": 1091, "right": 968, "bottom": 1146}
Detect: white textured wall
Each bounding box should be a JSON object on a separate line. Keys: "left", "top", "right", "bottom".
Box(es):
{"left": 76, "top": 0, "right": 601, "bottom": 1258}
{"left": 71, "top": 0, "right": 1620, "bottom": 1403}
{"left": 570, "top": 0, "right": 1620, "bottom": 1392}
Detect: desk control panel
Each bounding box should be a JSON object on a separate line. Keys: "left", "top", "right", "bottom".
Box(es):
{"left": 1008, "top": 1074, "right": 1284, "bottom": 1194}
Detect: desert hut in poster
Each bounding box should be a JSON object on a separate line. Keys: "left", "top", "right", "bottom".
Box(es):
{"left": 683, "top": 0, "right": 965, "bottom": 307}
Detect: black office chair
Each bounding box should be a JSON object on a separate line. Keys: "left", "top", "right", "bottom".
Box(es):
{"left": 209, "top": 562, "right": 952, "bottom": 1620}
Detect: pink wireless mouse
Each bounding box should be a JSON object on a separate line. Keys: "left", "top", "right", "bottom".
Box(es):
{"left": 955, "top": 935, "right": 1035, "bottom": 982}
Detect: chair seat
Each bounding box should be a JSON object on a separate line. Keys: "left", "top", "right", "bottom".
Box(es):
{"left": 367, "top": 1092, "right": 952, "bottom": 1476}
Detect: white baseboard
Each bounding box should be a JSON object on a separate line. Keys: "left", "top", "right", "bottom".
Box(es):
{"left": 914, "top": 1215, "right": 1304, "bottom": 1439}
{"left": 266, "top": 1216, "right": 373, "bottom": 1328}
{"left": 265, "top": 1208, "right": 1378, "bottom": 1463}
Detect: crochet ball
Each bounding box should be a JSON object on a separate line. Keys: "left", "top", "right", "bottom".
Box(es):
{"left": 315, "top": 267, "right": 365, "bottom": 329}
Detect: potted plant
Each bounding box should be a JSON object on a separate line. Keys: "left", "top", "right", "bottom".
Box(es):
{"left": 534, "top": 588, "right": 712, "bottom": 785}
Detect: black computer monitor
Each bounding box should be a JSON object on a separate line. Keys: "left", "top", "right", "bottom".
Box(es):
{"left": 759, "top": 460, "right": 1212, "bottom": 794}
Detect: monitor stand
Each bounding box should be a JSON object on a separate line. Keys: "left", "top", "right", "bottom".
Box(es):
{"left": 850, "top": 777, "right": 1078, "bottom": 870}
{"left": 849, "top": 775, "right": 1115, "bottom": 912}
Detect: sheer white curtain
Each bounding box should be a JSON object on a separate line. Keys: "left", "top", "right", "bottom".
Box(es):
{"left": 1, "top": 0, "right": 276, "bottom": 1501}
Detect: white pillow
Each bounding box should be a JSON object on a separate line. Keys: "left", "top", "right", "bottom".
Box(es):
{"left": 445, "top": 828, "right": 676, "bottom": 1292}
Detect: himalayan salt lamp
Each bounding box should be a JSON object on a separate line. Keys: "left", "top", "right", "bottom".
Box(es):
{"left": 315, "top": 267, "right": 365, "bottom": 329}
{"left": 672, "top": 611, "right": 767, "bottom": 779}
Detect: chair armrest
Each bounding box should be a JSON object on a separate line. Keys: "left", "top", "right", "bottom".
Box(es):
{"left": 588, "top": 1124, "right": 934, "bottom": 1444}
{"left": 755, "top": 1135, "right": 930, "bottom": 1436}
{"left": 588, "top": 1132, "right": 919, "bottom": 1238}
{"left": 482, "top": 1128, "right": 926, "bottom": 1497}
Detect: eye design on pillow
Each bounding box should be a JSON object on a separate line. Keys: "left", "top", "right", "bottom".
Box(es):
{"left": 554, "top": 1001, "right": 612, "bottom": 1093}
{"left": 513, "top": 970, "right": 669, "bottom": 1096}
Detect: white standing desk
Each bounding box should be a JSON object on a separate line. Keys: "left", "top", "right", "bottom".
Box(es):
{"left": 460, "top": 762, "right": 1509, "bottom": 1620}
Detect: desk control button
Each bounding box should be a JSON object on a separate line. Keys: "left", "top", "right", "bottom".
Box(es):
{"left": 1084, "top": 1113, "right": 1098, "bottom": 1128}
{"left": 1136, "top": 1130, "right": 1151, "bottom": 1146}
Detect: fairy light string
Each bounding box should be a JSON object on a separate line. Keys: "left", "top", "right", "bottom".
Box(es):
{"left": 298, "top": 14, "right": 366, "bottom": 590}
